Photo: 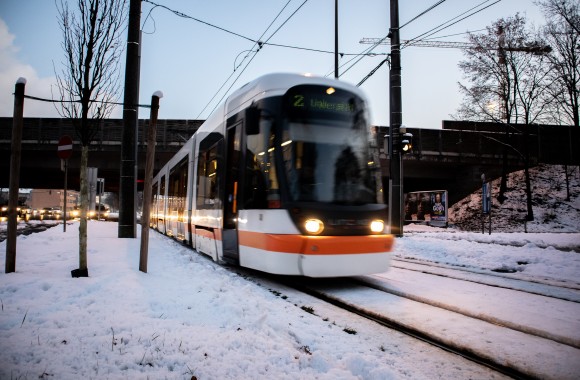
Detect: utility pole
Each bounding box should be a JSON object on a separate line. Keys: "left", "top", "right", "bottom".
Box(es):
{"left": 389, "top": 0, "right": 404, "bottom": 236}
{"left": 119, "top": 0, "right": 141, "bottom": 238}
{"left": 334, "top": 0, "right": 339, "bottom": 79}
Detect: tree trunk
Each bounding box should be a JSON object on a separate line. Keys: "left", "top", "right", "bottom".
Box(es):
{"left": 79, "top": 144, "right": 89, "bottom": 271}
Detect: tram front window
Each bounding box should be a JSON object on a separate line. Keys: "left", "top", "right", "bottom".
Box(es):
{"left": 281, "top": 86, "right": 380, "bottom": 205}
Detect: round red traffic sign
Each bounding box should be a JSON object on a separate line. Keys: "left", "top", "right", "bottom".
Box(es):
{"left": 57, "top": 135, "right": 73, "bottom": 159}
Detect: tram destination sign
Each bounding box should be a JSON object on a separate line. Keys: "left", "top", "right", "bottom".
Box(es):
{"left": 291, "top": 91, "right": 356, "bottom": 114}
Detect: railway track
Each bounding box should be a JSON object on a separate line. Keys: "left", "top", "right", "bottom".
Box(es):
{"left": 283, "top": 277, "right": 528, "bottom": 379}
{"left": 155, "top": 230, "right": 580, "bottom": 379}
{"left": 391, "top": 257, "right": 580, "bottom": 295}
{"left": 249, "top": 268, "right": 580, "bottom": 380}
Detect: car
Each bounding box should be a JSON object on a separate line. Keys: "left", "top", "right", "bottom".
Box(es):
{"left": 40, "top": 207, "right": 62, "bottom": 220}
{"left": 18, "top": 205, "right": 32, "bottom": 221}
{"left": 90, "top": 203, "right": 110, "bottom": 220}
{"left": 71, "top": 204, "right": 110, "bottom": 220}
{"left": 0, "top": 205, "right": 32, "bottom": 221}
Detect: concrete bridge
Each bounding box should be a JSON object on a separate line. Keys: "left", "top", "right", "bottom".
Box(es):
{"left": 375, "top": 121, "right": 579, "bottom": 204}
{"left": 0, "top": 117, "right": 203, "bottom": 193}
{"left": 1, "top": 118, "right": 578, "bottom": 205}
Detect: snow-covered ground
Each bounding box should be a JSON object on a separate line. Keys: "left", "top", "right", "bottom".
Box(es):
{"left": 0, "top": 220, "right": 579, "bottom": 379}
{"left": 1, "top": 165, "right": 579, "bottom": 379}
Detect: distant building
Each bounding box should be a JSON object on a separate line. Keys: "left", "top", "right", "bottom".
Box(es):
{"left": 0, "top": 189, "right": 31, "bottom": 206}
{"left": 30, "top": 189, "right": 79, "bottom": 210}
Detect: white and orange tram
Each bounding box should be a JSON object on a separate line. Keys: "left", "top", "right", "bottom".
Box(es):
{"left": 150, "top": 73, "right": 394, "bottom": 277}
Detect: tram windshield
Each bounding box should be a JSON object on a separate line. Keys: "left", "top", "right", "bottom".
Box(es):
{"left": 281, "top": 85, "right": 381, "bottom": 205}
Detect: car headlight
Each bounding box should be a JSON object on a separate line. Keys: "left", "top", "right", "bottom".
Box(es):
{"left": 370, "top": 219, "right": 385, "bottom": 233}
{"left": 304, "top": 219, "right": 324, "bottom": 235}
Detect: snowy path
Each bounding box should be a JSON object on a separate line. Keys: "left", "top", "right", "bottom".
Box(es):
{"left": 1, "top": 222, "right": 515, "bottom": 379}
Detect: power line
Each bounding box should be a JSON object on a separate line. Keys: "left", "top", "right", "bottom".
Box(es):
{"left": 403, "top": 0, "right": 501, "bottom": 48}
{"left": 354, "top": 1, "right": 501, "bottom": 86}
{"left": 22, "top": 94, "right": 151, "bottom": 108}
{"left": 400, "top": 0, "right": 447, "bottom": 29}
{"left": 332, "top": 0, "right": 448, "bottom": 78}
{"left": 194, "top": 0, "right": 295, "bottom": 119}
{"left": 142, "top": 0, "right": 255, "bottom": 43}
{"left": 200, "top": 0, "right": 310, "bottom": 118}
{"left": 264, "top": 42, "right": 389, "bottom": 56}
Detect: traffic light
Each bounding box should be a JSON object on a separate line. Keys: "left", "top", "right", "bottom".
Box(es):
{"left": 384, "top": 128, "right": 413, "bottom": 156}
{"left": 401, "top": 132, "right": 413, "bottom": 154}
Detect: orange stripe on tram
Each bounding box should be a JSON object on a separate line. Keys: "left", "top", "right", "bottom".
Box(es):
{"left": 238, "top": 231, "right": 394, "bottom": 255}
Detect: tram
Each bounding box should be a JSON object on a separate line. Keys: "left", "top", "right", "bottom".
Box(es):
{"left": 150, "top": 73, "right": 394, "bottom": 277}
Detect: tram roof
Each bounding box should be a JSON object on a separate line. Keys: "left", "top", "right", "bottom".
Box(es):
{"left": 225, "top": 72, "right": 367, "bottom": 118}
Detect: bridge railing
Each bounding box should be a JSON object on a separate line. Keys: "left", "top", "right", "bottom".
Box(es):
{"left": 373, "top": 123, "right": 579, "bottom": 166}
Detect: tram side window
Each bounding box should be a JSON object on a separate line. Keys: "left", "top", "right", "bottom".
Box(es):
{"left": 152, "top": 183, "right": 158, "bottom": 217}
{"left": 169, "top": 157, "right": 188, "bottom": 217}
{"left": 196, "top": 145, "right": 220, "bottom": 209}
{"left": 159, "top": 175, "right": 166, "bottom": 213}
{"left": 245, "top": 120, "right": 280, "bottom": 209}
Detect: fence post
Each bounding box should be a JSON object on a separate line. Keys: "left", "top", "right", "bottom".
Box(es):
{"left": 139, "top": 91, "right": 163, "bottom": 273}
{"left": 5, "top": 78, "right": 26, "bottom": 274}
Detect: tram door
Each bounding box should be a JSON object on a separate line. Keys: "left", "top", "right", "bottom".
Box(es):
{"left": 223, "top": 122, "right": 242, "bottom": 262}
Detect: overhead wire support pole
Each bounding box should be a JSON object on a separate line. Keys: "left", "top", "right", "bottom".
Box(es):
{"left": 5, "top": 77, "right": 26, "bottom": 274}
{"left": 140, "top": 91, "right": 163, "bottom": 273}
{"left": 119, "top": 0, "right": 142, "bottom": 238}
{"left": 389, "top": 0, "right": 404, "bottom": 237}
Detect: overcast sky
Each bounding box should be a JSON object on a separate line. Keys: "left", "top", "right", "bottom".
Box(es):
{"left": 0, "top": 0, "right": 545, "bottom": 129}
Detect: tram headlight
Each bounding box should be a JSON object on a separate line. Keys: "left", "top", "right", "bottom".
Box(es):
{"left": 370, "top": 219, "right": 385, "bottom": 233}
{"left": 304, "top": 218, "right": 324, "bottom": 235}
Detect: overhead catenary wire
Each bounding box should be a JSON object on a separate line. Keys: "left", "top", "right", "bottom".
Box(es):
{"left": 354, "top": 0, "right": 501, "bottom": 86}
{"left": 200, "top": 0, "right": 311, "bottom": 119}
{"left": 337, "top": 0, "right": 449, "bottom": 79}
{"left": 145, "top": 0, "right": 354, "bottom": 119}
{"left": 403, "top": 0, "right": 500, "bottom": 49}
{"left": 194, "top": 0, "right": 299, "bottom": 119}
{"left": 142, "top": 0, "right": 255, "bottom": 43}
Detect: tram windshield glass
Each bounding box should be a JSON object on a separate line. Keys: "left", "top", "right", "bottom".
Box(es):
{"left": 281, "top": 85, "right": 381, "bottom": 204}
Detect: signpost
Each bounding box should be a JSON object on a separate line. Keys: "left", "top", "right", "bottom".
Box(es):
{"left": 481, "top": 174, "right": 492, "bottom": 235}
{"left": 58, "top": 135, "right": 73, "bottom": 232}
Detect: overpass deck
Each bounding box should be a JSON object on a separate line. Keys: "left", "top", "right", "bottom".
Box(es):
{"left": 1, "top": 118, "right": 578, "bottom": 204}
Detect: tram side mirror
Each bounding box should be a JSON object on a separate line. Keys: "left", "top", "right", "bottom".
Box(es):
{"left": 246, "top": 105, "right": 260, "bottom": 135}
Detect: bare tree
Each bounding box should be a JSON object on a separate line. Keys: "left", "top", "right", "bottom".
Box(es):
{"left": 538, "top": 0, "right": 580, "bottom": 127}
{"left": 54, "top": 0, "right": 126, "bottom": 276}
{"left": 456, "top": 15, "right": 552, "bottom": 220}
{"left": 536, "top": 0, "right": 580, "bottom": 200}
{"left": 537, "top": 0, "right": 580, "bottom": 35}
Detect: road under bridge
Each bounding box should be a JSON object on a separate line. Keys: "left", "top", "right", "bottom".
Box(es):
{"left": 1, "top": 118, "right": 578, "bottom": 206}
